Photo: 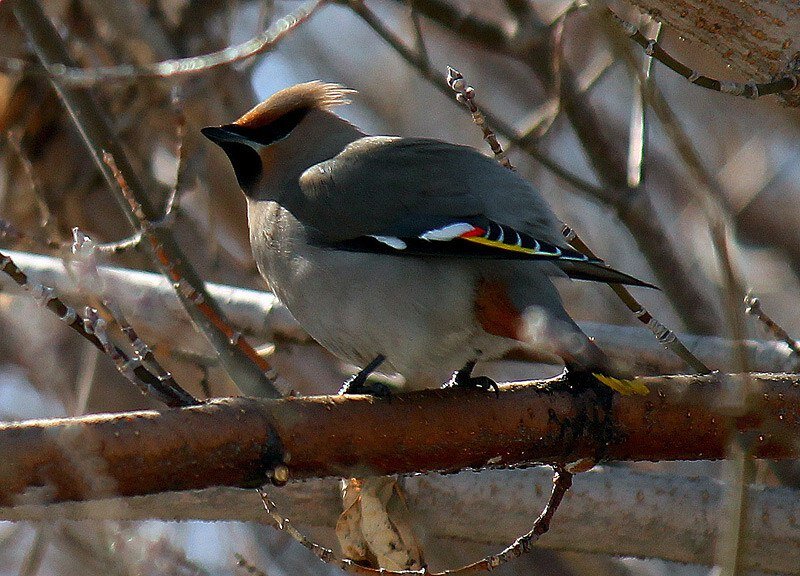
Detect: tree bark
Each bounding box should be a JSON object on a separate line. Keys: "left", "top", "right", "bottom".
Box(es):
{"left": 1, "top": 374, "right": 799, "bottom": 506}
{"left": 624, "top": 0, "right": 800, "bottom": 82}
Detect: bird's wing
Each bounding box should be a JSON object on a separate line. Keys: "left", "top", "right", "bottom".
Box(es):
{"left": 297, "top": 137, "right": 655, "bottom": 288}
{"left": 297, "top": 137, "right": 562, "bottom": 240}
{"left": 332, "top": 217, "right": 656, "bottom": 288}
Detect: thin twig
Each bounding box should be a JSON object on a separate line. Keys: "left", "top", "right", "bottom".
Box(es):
{"left": 163, "top": 86, "right": 187, "bottom": 220}
{"left": 84, "top": 91, "right": 187, "bottom": 257}
{"left": 446, "top": 67, "right": 710, "bottom": 374}
{"left": 608, "top": 8, "right": 799, "bottom": 100}
{"left": 563, "top": 227, "right": 711, "bottom": 374}
{"left": 91, "top": 231, "right": 144, "bottom": 254}
{"left": 408, "top": 2, "right": 431, "bottom": 69}
{"left": 103, "top": 299, "right": 177, "bottom": 392}
{"left": 5, "top": 131, "right": 61, "bottom": 245}
{"left": 234, "top": 554, "right": 269, "bottom": 576}
{"left": 346, "top": 0, "right": 607, "bottom": 199}
{"left": 257, "top": 466, "right": 572, "bottom": 575}
{"left": 446, "top": 68, "right": 513, "bottom": 170}
{"left": 0, "top": 217, "right": 62, "bottom": 249}
{"left": 68, "top": 93, "right": 187, "bottom": 257}
{"left": 626, "top": 18, "right": 659, "bottom": 189}
{"left": 0, "top": 249, "right": 197, "bottom": 407}
{"left": 513, "top": 51, "right": 614, "bottom": 148}
{"left": 73, "top": 225, "right": 143, "bottom": 256}
{"left": 18, "top": 527, "right": 49, "bottom": 576}
{"left": 11, "top": 0, "right": 281, "bottom": 399}
{"left": 72, "top": 344, "right": 100, "bottom": 416}
{"left": 745, "top": 293, "right": 800, "bottom": 356}
{"left": 3, "top": 0, "right": 325, "bottom": 87}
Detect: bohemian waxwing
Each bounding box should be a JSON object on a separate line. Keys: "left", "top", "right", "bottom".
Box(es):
{"left": 202, "top": 81, "right": 654, "bottom": 394}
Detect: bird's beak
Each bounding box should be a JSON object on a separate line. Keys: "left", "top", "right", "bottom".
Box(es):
{"left": 201, "top": 125, "right": 254, "bottom": 146}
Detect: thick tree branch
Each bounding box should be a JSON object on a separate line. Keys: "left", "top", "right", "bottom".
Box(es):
{"left": 609, "top": 8, "right": 797, "bottom": 100}
{"left": 3, "top": 467, "right": 799, "bottom": 573}
{"left": 1, "top": 249, "right": 795, "bottom": 374}
{"left": 622, "top": 0, "right": 800, "bottom": 85}
{"left": 1, "top": 374, "right": 798, "bottom": 506}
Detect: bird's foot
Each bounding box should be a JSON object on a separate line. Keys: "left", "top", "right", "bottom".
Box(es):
{"left": 339, "top": 377, "right": 393, "bottom": 398}
{"left": 338, "top": 355, "right": 391, "bottom": 398}
{"left": 562, "top": 367, "right": 615, "bottom": 412}
{"left": 562, "top": 365, "right": 649, "bottom": 396}
{"left": 445, "top": 361, "right": 500, "bottom": 397}
{"left": 562, "top": 366, "right": 595, "bottom": 387}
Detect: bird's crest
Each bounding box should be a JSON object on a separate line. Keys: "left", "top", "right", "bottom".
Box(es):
{"left": 235, "top": 81, "right": 355, "bottom": 129}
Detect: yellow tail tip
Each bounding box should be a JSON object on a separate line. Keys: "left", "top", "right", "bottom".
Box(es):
{"left": 592, "top": 373, "right": 650, "bottom": 396}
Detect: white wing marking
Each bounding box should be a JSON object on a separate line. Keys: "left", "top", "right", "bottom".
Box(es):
{"left": 369, "top": 235, "right": 407, "bottom": 250}
{"left": 419, "top": 222, "right": 476, "bottom": 241}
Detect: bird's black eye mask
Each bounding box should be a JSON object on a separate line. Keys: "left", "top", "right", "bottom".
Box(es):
{"left": 217, "top": 141, "right": 262, "bottom": 189}
{"left": 223, "top": 107, "right": 310, "bottom": 146}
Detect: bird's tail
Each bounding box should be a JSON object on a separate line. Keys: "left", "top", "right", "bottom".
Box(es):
{"left": 523, "top": 310, "right": 649, "bottom": 396}
{"left": 562, "top": 340, "right": 649, "bottom": 396}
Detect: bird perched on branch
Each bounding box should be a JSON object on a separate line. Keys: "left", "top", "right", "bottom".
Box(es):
{"left": 203, "top": 81, "right": 654, "bottom": 395}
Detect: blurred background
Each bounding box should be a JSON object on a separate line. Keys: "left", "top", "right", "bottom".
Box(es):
{"left": 0, "top": 0, "right": 799, "bottom": 574}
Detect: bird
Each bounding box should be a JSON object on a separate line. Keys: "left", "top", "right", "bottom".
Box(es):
{"left": 202, "top": 81, "right": 654, "bottom": 395}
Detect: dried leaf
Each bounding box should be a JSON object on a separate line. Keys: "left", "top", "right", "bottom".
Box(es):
{"left": 336, "top": 477, "right": 425, "bottom": 570}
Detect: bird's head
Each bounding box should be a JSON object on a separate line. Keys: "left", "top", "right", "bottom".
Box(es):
{"left": 202, "top": 81, "right": 360, "bottom": 200}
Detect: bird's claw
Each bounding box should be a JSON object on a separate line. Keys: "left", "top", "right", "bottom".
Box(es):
{"left": 447, "top": 372, "right": 500, "bottom": 397}
{"left": 338, "top": 355, "right": 390, "bottom": 397}
{"left": 339, "top": 376, "right": 392, "bottom": 398}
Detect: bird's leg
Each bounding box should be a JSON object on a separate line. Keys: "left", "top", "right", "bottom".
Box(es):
{"left": 338, "top": 354, "right": 391, "bottom": 397}
{"left": 447, "top": 360, "right": 500, "bottom": 397}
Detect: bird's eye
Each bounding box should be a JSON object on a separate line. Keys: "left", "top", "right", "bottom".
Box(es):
{"left": 218, "top": 141, "right": 262, "bottom": 188}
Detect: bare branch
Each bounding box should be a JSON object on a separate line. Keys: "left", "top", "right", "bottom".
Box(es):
{"left": 622, "top": 0, "right": 800, "bottom": 106}
{"left": 1, "top": 374, "right": 799, "bottom": 506}
{"left": 11, "top": 0, "right": 280, "bottom": 398}
{"left": 446, "top": 67, "right": 514, "bottom": 170}
{"left": 2, "top": 0, "right": 325, "bottom": 86}
{"left": 2, "top": 249, "right": 796, "bottom": 374}
{"left": 609, "top": 8, "right": 798, "bottom": 101}
{"left": 569, "top": 227, "right": 712, "bottom": 372}
{"left": 346, "top": 0, "right": 608, "bottom": 199}
{"left": 0, "top": 249, "right": 197, "bottom": 407}
{"left": 3, "top": 467, "right": 800, "bottom": 573}
{"left": 257, "top": 467, "right": 571, "bottom": 576}
{"left": 745, "top": 293, "right": 800, "bottom": 356}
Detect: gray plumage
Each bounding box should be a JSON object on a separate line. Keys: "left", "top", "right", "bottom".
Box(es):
{"left": 297, "top": 136, "right": 565, "bottom": 245}
{"left": 203, "top": 81, "right": 650, "bottom": 390}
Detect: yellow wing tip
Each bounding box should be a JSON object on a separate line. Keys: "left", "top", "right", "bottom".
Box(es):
{"left": 592, "top": 373, "right": 650, "bottom": 396}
